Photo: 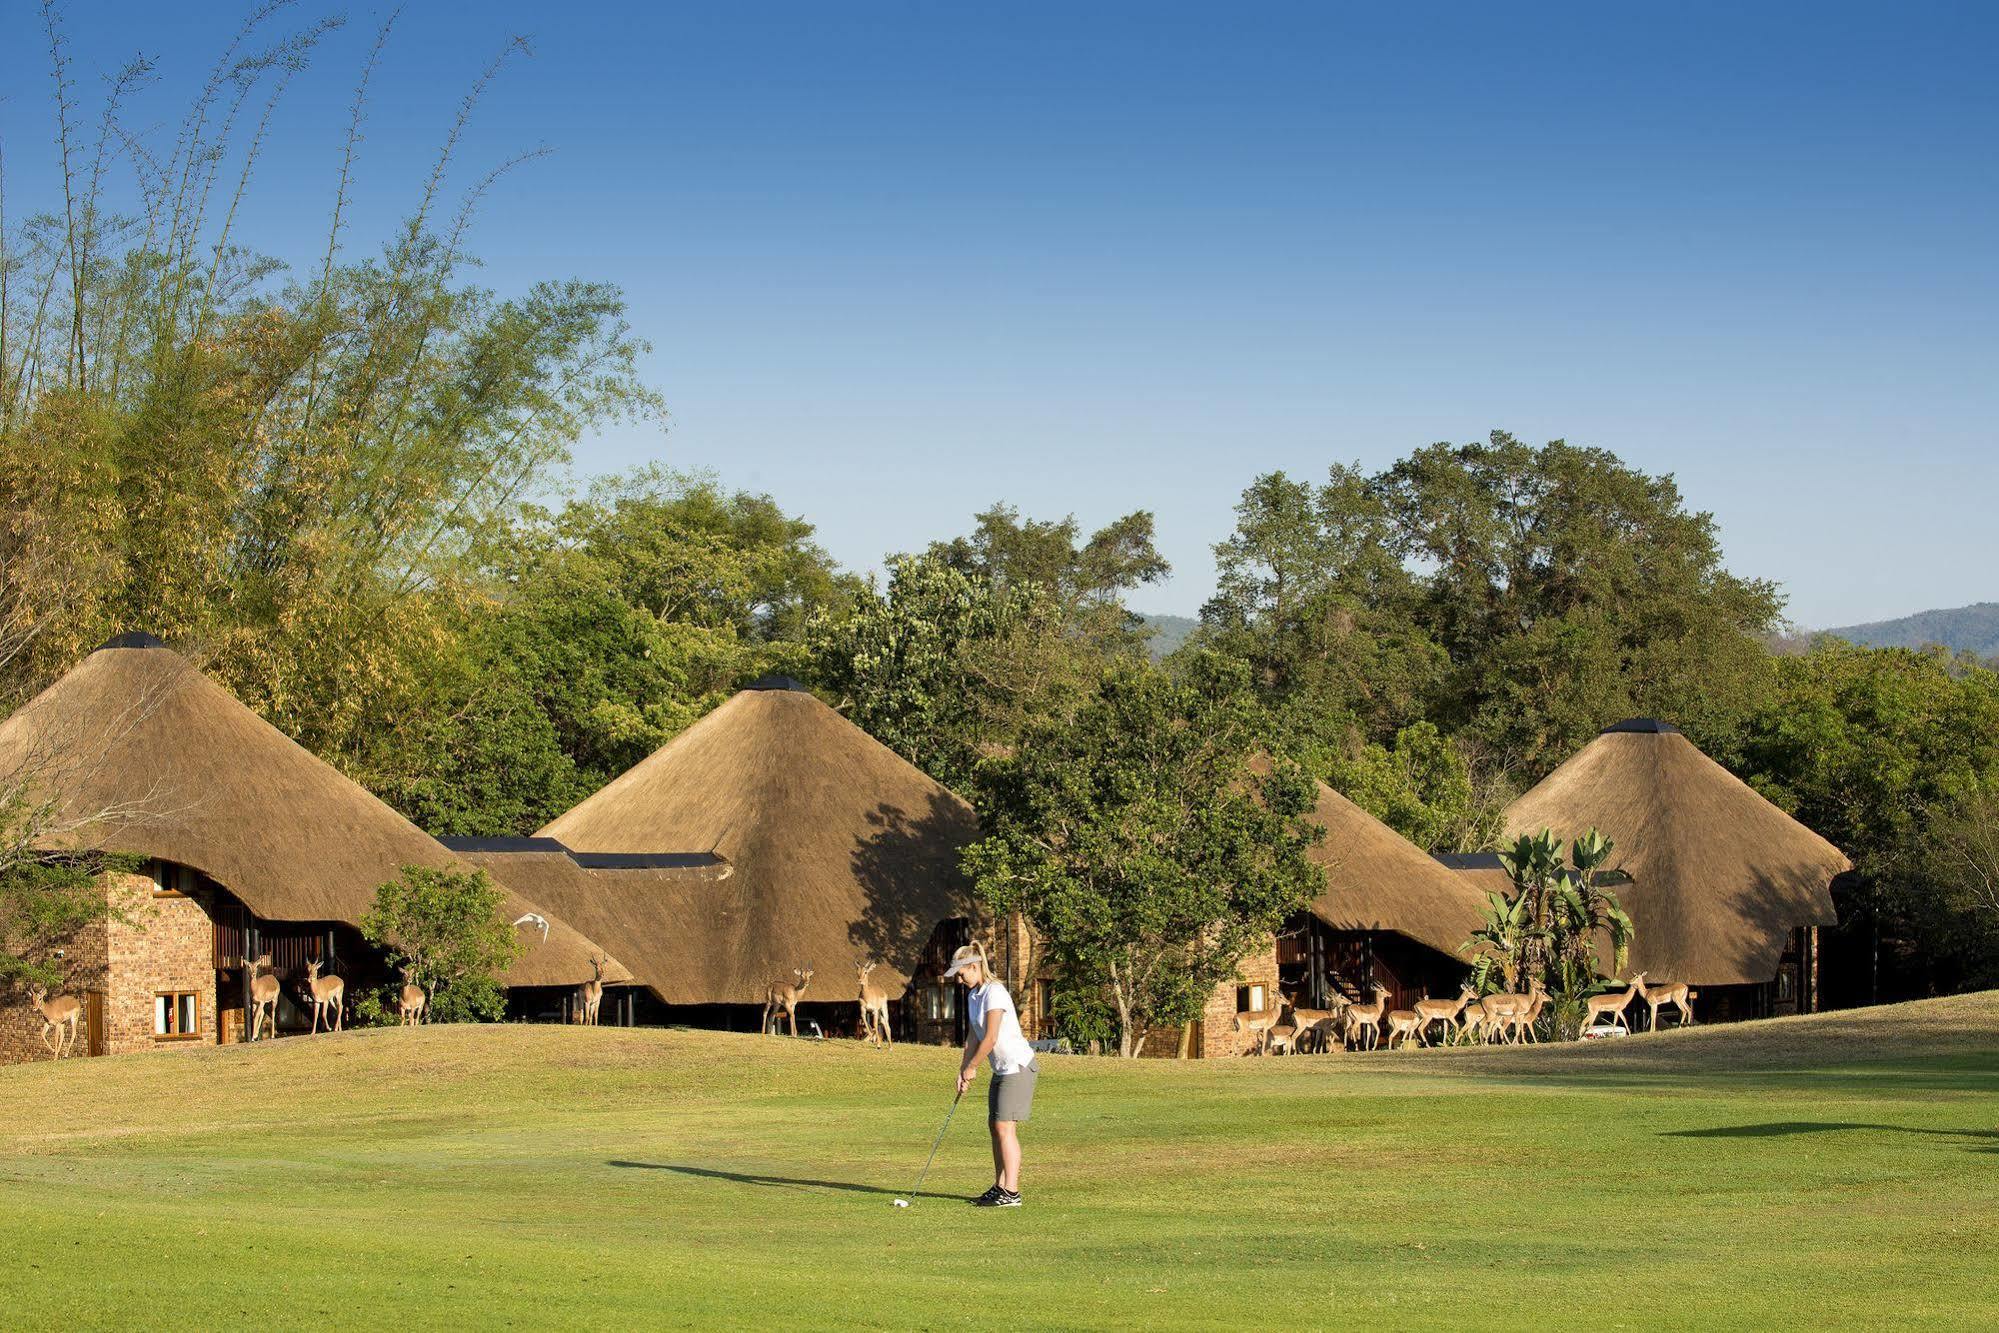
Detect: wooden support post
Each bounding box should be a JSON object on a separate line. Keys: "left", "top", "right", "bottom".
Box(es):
{"left": 1805, "top": 926, "right": 1820, "bottom": 1014}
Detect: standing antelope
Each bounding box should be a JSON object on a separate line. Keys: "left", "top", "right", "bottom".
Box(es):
{"left": 27, "top": 985, "right": 80, "bottom": 1059}
{"left": 398, "top": 969, "right": 428, "bottom": 1027}
{"left": 1637, "top": 976, "right": 1697, "bottom": 1030}
{"left": 578, "top": 956, "right": 607, "bottom": 1026}
{"left": 1413, "top": 984, "right": 1477, "bottom": 1045}
{"left": 248, "top": 953, "right": 281, "bottom": 1042}
{"left": 304, "top": 959, "right": 344, "bottom": 1034}
{"left": 856, "top": 959, "right": 894, "bottom": 1046}
{"left": 1343, "top": 985, "right": 1389, "bottom": 1051}
{"left": 1233, "top": 994, "right": 1286, "bottom": 1055}
{"left": 1383, "top": 1008, "right": 1425, "bottom": 1049}
{"left": 1281, "top": 993, "right": 1341, "bottom": 1054}
{"left": 763, "top": 968, "right": 813, "bottom": 1037}
{"left": 1505, "top": 982, "right": 1551, "bottom": 1044}
{"left": 1265, "top": 1023, "right": 1298, "bottom": 1056}
{"left": 1477, "top": 978, "right": 1545, "bottom": 1044}
{"left": 1582, "top": 974, "right": 1646, "bottom": 1034}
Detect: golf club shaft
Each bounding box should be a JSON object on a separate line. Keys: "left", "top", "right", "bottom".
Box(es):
{"left": 907, "top": 1088, "right": 964, "bottom": 1198}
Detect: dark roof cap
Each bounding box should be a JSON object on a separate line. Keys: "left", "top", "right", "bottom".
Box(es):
{"left": 1602, "top": 718, "right": 1682, "bottom": 735}
{"left": 570, "top": 851, "right": 729, "bottom": 871}
{"left": 744, "top": 674, "right": 809, "bottom": 692}
{"left": 96, "top": 631, "right": 166, "bottom": 652}
{"left": 1433, "top": 851, "right": 1508, "bottom": 870}
{"left": 438, "top": 835, "right": 571, "bottom": 854}
{"left": 437, "top": 835, "right": 728, "bottom": 874}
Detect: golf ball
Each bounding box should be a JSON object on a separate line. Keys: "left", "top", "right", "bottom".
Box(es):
{"left": 893, "top": 1199, "right": 909, "bottom": 1208}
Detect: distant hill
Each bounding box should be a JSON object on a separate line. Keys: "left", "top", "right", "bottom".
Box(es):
{"left": 1140, "top": 613, "right": 1200, "bottom": 661}
{"left": 1820, "top": 602, "right": 1999, "bottom": 659}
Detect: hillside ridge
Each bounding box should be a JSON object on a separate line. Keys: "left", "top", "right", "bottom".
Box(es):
{"left": 1821, "top": 600, "right": 1999, "bottom": 658}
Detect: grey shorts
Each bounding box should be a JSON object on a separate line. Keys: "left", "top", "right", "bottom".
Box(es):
{"left": 989, "top": 1061, "right": 1038, "bottom": 1123}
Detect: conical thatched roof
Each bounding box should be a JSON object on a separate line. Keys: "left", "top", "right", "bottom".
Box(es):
{"left": 1295, "top": 778, "right": 1488, "bottom": 958}
{"left": 0, "top": 638, "right": 625, "bottom": 987}
{"left": 537, "top": 680, "right": 980, "bottom": 1004}
{"left": 1504, "top": 719, "right": 1850, "bottom": 987}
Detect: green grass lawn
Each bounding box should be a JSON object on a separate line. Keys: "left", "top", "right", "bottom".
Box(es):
{"left": 2, "top": 994, "right": 1995, "bottom": 1330}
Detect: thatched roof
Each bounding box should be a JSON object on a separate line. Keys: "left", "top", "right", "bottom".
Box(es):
{"left": 1294, "top": 777, "right": 1489, "bottom": 959}
{"left": 0, "top": 637, "right": 625, "bottom": 987}
{"left": 1503, "top": 719, "right": 1850, "bottom": 986}
{"left": 536, "top": 680, "right": 980, "bottom": 1004}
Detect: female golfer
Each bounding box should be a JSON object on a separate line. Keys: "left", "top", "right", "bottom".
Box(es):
{"left": 944, "top": 941, "right": 1038, "bottom": 1207}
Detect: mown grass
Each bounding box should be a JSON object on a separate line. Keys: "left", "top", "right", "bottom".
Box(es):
{"left": 1, "top": 993, "right": 1995, "bottom": 1330}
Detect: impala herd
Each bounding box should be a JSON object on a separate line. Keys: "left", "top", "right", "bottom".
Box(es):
{"left": 19, "top": 949, "right": 1699, "bottom": 1060}
{"left": 1234, "top": 973, "right": 1697, "bottom": 1055}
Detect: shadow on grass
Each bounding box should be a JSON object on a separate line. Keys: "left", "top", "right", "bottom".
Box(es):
{"left": 1456, "top": 1061, "right": 1999, "bottom": 1099}
{"left": 607, "top": 1161, "right": 960, "bottom": 1200}
{"left": 1663, "top": 1122, "right": 1999, "bottom": 1152}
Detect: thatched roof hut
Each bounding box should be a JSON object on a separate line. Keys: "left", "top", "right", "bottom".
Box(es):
{"left": 0, "top": 636, "right": 625, "bottom": 986}
{"left": 1296, "top": 779, "right": 1488, "bottom": 959}
{"left": 1503, "top": 718, "right": 1850, "bottom": 987}
{"left": 536, "top": 678, "right": 980, "bottom": 1004}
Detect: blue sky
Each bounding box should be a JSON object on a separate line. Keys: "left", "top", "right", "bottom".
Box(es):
{"left": 6, "top": 2, "right": 1994, "bottom": 626}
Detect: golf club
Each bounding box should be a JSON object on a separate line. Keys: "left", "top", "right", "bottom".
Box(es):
{"left": 892, "top": 1087, "right": 964, "bottom": 1207}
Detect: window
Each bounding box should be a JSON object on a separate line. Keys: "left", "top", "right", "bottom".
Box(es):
{"left": 152, "top": 862, "right": 197, "bottom": 898}
{"left": 923, "top": 986, "right": 956, "bottom": 1023}
{"left": 1236, "top": 984, "right": 1265, "bottom": 1013}
{"left": 154, "top": 991, "right": 201, "bottom": 1040}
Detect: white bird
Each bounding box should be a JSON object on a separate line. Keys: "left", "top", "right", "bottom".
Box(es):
{"left": 512, "top": 913, "right": 550, "bottom": 943}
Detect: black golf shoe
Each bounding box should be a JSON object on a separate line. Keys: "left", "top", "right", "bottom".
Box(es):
{"left": 972, "top": 1187, "right": 1021, "bottom": 1208}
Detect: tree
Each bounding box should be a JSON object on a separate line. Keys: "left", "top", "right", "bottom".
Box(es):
{"left": 962, "top": 654, "right": 1322, "bottom": 1056}
{"left": 1740, "top": 640, "right": 1999, "bottom": 998}
{"left": 930, "top": 502, "right": 1167, "bottom": 651}
{"left": 1377, "top": 434, "right": 1782, "bottom": 769}
{"left": 1916, "top": 782, "right": 1999, "bottom": 989}
{"left": 1203, "top": 437, "right": 1783, "bottom": 776}
{"left": 359, "top": 865, "right": 522, "bottom": 1023}
{"left": 1470, "top": 828, "right": 1633, "bottom": 1036}
{"left": 1203, "top": 469, "right": 1443, "bottom": 741}
{"left": 813, "top": 506, "right": 1169, "bottom": 792}
{"left": 378, "top": 470, "right": 849, "bottom": 835}
{"left": 809, "top": 553, "right": 1044, "bottom": 787}
{"left": 0, "top": 7, "right": 662, "bottom": 801}
{"left": 1313, "top": 721, "right": 1509, "bottom": 853}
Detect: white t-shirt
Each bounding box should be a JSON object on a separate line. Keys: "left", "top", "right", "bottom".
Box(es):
{"left": 967, "top": 981, "right": 1037, "bottom": 1076}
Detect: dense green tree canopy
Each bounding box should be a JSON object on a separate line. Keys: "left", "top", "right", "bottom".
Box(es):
{"left": 1203, "top": 434, "right": 1783, "bottom": 778}
{"left": 811, "top": 506, "right": 1168, "bottom": 791}
{"left": 963, "top": 654, "right": 1322, "bottom": 1056}
{"left": 1740, "top": 641, "right": 1999, "bottom": 996}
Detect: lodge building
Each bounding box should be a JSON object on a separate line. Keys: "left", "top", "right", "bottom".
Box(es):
{"left": 1, "top": 637, "right": 1854, "bottom": 1065}
{"left": 0, "top": 635, "right": 625, "bottom": 1062}
{"left": 1501, "top": 718, "right": 1850, "bottom": 1022}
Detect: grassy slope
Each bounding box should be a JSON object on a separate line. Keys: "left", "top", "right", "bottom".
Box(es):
{"left": 1, "top": 994, "right": 1995, "bottom": 1330}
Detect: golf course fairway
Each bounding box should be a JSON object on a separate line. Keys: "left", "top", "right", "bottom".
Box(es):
{"left": 2, "top": 992, "right": 1994, "bottom": 1329}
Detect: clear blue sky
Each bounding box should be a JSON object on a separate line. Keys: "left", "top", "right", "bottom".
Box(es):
{"left": 6, "top": 2, "right": 1995, "bottom": 627}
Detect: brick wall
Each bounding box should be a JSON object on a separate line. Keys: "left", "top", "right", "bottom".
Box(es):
{"left": 103, "top": 870, "right": 220, "bottom": 1055}
{"left": 1194, "top": 939, "right": 1281, "bottom": 1058}
{"left": 2, "top": 867, "right": 224, "bottom": 1066}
